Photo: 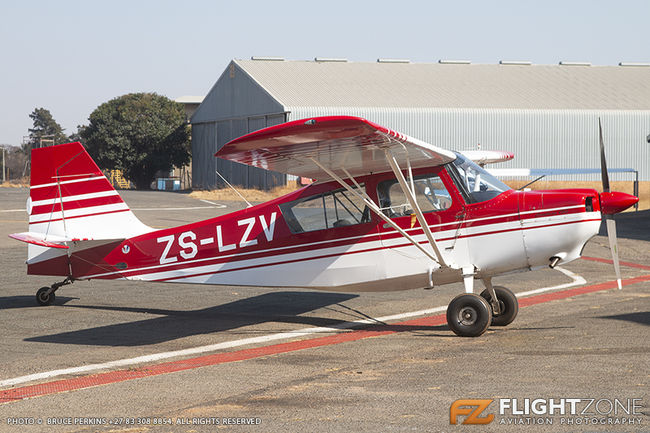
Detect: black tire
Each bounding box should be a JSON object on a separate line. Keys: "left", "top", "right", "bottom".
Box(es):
{"left": 446, "top": 293, "right": 492, "bottom": 337}
{"left": 480, "top": 286, "right": 518, "bottom": 326}
{"left": 36, "top": 286, "right": 55, "bottom": 306}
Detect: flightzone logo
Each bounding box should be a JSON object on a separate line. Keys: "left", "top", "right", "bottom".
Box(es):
{"left": 450, "top": 400, "right": 494, "bottom": 425}
{"left": 450, "top": 398, "right": 644, "bottom": 426}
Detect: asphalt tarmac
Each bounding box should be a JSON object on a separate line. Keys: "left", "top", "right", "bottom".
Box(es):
{"left": 0, "top": 187, "right": 648, "bottom": 433}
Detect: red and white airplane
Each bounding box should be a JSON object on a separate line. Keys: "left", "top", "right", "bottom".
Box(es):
{"left": 9, "top": 116, "right": 638, "bottom": 337}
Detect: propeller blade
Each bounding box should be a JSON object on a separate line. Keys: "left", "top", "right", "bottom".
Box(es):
{"left": 605, "top": 218, "right": 622, "bottom": 290}
{"left": 599, "top": 119, "right": 622, "bottom": 289}
{"left": 598, "top": 118, "right": 610, "bottom": 193}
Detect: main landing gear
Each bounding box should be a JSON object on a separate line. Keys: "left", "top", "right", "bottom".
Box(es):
{"left": 35, "top": 277, "right": 73, "bottom": 306}
{"left": 446, "top": 293, "right": 492, "bottom": 337}
{"left": 480, "top": 285, "right": 518, "bottom": 327}
{"left": 446, "top": 275, "right": 519, "bottom": 337}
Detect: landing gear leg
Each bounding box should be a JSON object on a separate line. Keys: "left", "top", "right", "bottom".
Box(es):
{"left": 480, "top": 278, "right": 518, "bottom": 326}
{"left": 481, "top": 277, "right": 502, "bottom": 315}
{"left": 446, "top": 267, "right": 493, "bottom": 337}
{"left": 35, "top": 277, "right": 73, "bottom": 306}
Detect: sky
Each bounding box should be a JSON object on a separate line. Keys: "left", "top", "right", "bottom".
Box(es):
{"left": 1, "top": 0, "right": 648, "bottom": 146}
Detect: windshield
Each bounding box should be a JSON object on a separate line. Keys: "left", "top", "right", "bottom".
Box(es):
{"left": 450, "top": 152, "right": 510, "bottom": 203}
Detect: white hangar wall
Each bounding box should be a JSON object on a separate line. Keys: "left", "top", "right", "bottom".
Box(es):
{"left": 191, "top": 59, "right": 650, "bottom": 191}
{"left": 287, "top": 106, "right": 650, "bottom": 182}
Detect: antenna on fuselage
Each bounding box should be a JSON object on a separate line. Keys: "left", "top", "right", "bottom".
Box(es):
{"left": 518, "top": 174, "right": 546, "bottom": 190}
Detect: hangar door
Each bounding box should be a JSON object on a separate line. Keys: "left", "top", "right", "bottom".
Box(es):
{"left": 194, "top": 113, "right": 287, "bottom": 190}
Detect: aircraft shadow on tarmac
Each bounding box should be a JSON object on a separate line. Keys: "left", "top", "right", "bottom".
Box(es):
{"left": 598, "top": 311, "right": 650, "bottom": 326}
{"left": 599, "top": 209, "right": 650, "bottom": 242}
{"left": 23, "top": 291, "right": 447, "bottom": 346}
{"left": 0, "top": 295, "right": 78, "bottom": 309}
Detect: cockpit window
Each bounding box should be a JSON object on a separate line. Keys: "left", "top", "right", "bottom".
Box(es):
{"left": 377, "top": 174, "right": 453, "bottom": 218}
{"left": 449, "top": 152, "right": 510, "bottom": 203}
{"left": 279, "top": 184, "right": 370, "bottom": 233}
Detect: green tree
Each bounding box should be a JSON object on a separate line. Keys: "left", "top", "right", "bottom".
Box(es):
{"left": 80, "top": 93, "right": 190, "bottom": 189}
{"left": 25, "top": 108, "right": 69, "bottom": 152}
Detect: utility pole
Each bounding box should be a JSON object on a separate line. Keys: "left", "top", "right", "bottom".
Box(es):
{"left": 21, "top": 136, "right": 29, "bottom": 178}
{"left": 39, "top": 134, "right": 55, "bottom": 148}
{"left": 2, "top": 146, "right": 5, "bottom": 183}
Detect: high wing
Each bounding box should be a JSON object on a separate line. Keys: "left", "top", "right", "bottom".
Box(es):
{"left": 218, "top": 116, "right": 459, "bottom": 269}
{"left": 217, "top": 116, "right": 456, "bottom": 180}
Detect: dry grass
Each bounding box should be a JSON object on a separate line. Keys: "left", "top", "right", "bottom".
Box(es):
{"left": 0, "top": 179, "right": 29, "bottom": 188}
{"left": 504, "top": 180, "right": 650, "bottom": 211}
{"left": 189, "top": 184, "right": 303, "bottom": 203}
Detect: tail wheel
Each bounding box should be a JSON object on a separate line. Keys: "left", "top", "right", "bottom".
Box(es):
{"left": 480, "top": 286, "right": 518, "bottom": 326}
{"left": 36, "top": 287, "right": 56, "bottom": 306}
{"left": 446, "top": 293, "right": 492, "bottom": 337}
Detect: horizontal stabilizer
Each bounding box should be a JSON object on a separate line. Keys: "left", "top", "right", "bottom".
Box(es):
{"left": 9, "top": 232, "right": 70, "bottom": 249}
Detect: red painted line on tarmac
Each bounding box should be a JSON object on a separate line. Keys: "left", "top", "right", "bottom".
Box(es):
{"left": 0, "top": 319, "right": 440, "bottom": 405}
{"left": 581, "top": 255, "right": 650, "bottom": 271}
{"left": 517, "top": 274, "right": 650, "bottom": 308}
{"left": 2, "top": 272, "right": 650, "bottom": 404}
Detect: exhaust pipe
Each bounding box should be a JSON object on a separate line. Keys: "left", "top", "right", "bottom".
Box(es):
{"left": 549, "top": 256, "right": 561, "bottom": 269}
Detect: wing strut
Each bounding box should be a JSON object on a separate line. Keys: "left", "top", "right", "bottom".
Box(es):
{"left": 384, "top": 149, "right": 448, "bottom": 267}
{"left": 308, "top": 157, "right": 449, "bottom": 268}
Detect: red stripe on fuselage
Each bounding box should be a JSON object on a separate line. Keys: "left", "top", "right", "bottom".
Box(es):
{"left": 103, "top": 206, "right": 591, "bottom": 280}
{"left": 93, "top": 214, "right": 598, "bottom": 283}
{"left": 152, "top": 217, "right": 600, "bottom": 284}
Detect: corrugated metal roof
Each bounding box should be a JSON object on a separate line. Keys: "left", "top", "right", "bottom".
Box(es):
{"left": 234, "top": 59, "right": 650, "bottom": 110}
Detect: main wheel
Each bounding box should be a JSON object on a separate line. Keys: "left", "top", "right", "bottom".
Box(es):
{"left": 480, "top": 286, "right": 518, "bottom": 326}
{"left": 36, "top": 286, "right": 56, "bottom": 306}
{"left": 446, "top": 293, "right": 492, "bottom": 337}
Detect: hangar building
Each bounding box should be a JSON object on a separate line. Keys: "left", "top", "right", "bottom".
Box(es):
{"left": 190, "top": 58, "right": 650, "bottom": 198}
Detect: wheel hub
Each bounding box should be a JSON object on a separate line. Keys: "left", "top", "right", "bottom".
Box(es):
{"left": 458, "top": 306, "right": 477, "bottom": 326}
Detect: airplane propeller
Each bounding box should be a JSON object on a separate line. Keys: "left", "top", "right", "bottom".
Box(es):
{"left": 597, "top": 118, "right": 637, "bottom": 290}
{"left": 598, "top": 119, "right": 621, "bottom": 289}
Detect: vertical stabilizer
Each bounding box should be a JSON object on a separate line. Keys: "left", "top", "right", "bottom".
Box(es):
{"left": 26, "top": 142, "right": 152, "bottom": 264}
